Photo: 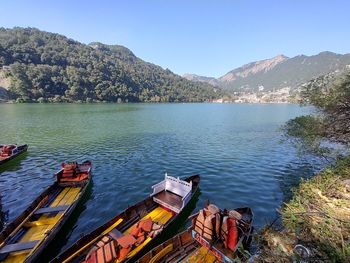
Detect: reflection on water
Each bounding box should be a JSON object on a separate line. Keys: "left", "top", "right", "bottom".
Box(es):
{"left": 0, "top": 195, "right": 4, "bottom": 231}
{"left": 0, "top": 103, "right": 324, "bottom": 252}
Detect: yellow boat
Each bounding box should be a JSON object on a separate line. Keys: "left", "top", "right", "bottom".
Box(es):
{"left": 52, "top": 174, "right": 200, "bottom": 263}
{"left": 0, "top": 160, "right": 92, "bottom": 263}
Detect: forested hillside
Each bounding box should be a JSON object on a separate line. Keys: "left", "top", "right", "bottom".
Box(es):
{"left": 0, "top": 27, "right": 220, "bottom": 102}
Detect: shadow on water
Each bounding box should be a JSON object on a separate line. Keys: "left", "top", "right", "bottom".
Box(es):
{"left": 0, "top": 153, "right": 28, "bottom": 229}
{"left": 38, "top": 178, "right": 94, "bottom": 263}
{"left": 0, "top": 195, "right": 5, "bottom": 232}
{"left": 279, "top": 158, "right": 325, "bottom": 203}
{"left": 0, "top": 151, "right": 29, "bottom": 173}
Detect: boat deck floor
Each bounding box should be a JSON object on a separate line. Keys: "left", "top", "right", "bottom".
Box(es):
{"left": 153, "top": 190, "right": 183, "bottom": 211}
{"left": 184, "top": 246, "right": 218, "bottom": 263}
{"left": 1, "top": 187, "right": 81, "bottom": 263}
{"left": 118, "top": 206, "right": 173, "bottom": 261}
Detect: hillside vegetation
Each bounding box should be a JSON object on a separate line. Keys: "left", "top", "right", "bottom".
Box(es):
{"left": 0, "top": 27, "right": 220, "bottom": 102}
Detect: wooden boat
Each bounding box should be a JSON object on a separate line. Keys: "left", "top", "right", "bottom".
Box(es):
{"left": 137, "top": 205, "right": 253, "bottom": 263}
{"left": 0, "top": 161, "right": 92, "bottom": 263}
{"left": 0, "top": 145, "right": 28, "bottom": 166}
{"left": 52, "top": 174, "right": 200, "bottom": 263}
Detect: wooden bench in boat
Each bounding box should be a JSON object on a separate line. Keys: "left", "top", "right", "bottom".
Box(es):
{"left": 0, "top": 240, "right": 39, "bottom": 254}
{"left": 34, "top": 205, "right": 69, "bottom": 215}
{"left": 153, "top": 191, "right": 183, "bottom": 211}
{"left": 151, "top": 174, "right": 192, "bottom": 213}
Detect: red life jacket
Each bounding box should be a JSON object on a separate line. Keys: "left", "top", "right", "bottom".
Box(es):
{"left": 226, "top": 217, "right": 238, "bottom": 251}
{"left": 1, "top": 146, "right": 13, "bottom": 157}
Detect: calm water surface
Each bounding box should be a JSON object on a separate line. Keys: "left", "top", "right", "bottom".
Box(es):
{"left": 0, "top": 103, "right": 320, "bottom": 251}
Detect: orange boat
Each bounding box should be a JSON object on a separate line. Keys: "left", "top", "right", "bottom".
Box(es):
{"left": 0, "top": 161, "right": 92, "bottom": 263}
{"left": 0, "top": 145, "right": 28, "bottom": 166}
{"left": 52, "top": 174, "right": 200, "bottom": 263}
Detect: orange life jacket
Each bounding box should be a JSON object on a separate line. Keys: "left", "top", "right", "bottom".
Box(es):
{"left": 62, "top": 163, "right": 78, "bottom": 178}
{"left": 194, "top": 207, "right": 220, "bottom": 241}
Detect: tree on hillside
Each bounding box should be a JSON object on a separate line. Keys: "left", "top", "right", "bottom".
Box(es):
{"left": 0, "top": 27, "right": 221, "bottom": 102}
{"left": 283, "top": 69, "right": 350, "bottom": 157}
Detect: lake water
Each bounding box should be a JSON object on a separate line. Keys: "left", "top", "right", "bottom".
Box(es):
{"left": 0, "top": 103, "right": 321, "bottom": 252}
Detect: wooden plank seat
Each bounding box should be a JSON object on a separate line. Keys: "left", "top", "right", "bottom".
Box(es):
{"left": 108, "top": 229, "right": 123, "bottom": 240}
{"left": 153, "top": 190, "right": 183, "bottom": 211}
{"left": 0, "top": 240, "right": 39, "bottom": 254}
{"left": 34, "top": 205, "right": 69, "bottom": 215}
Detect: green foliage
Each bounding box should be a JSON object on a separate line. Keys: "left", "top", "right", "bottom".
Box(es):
{"left": 301, "top": 70, "right": 350, "bottom": 145}
{"left": 282, "top": 115, "right": 330, "bottom": 157}
{"left": 0, "top": 27, "right": 221, "bottom": 102}
{"left": 283, "top": 68, "right": 350, "bottom": 158}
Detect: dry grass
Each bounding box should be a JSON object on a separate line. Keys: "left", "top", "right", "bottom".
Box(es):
{"left": 256, "top": 157, "right": 350, "bottom": 263}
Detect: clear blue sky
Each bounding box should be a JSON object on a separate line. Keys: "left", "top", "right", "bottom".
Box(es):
{"left": 1, "top": 0, "right": 349, "bottom": 77}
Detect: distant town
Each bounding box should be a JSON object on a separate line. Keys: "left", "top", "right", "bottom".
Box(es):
{"left": 212, "top": 87, "right": 296, "bottom": 104}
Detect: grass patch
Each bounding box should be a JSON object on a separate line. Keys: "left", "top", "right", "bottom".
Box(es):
{"left": 257, "top": 156, "right": 350, "bottom": 262}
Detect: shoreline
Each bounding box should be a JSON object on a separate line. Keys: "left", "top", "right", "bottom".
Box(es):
{"left": 256, "top": 156, "right": 350, "bottom": 262}
{"left": 0, "top": 100, "right": 296, "bottom": 105}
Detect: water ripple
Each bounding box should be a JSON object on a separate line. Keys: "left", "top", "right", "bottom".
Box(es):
{"left": 0, "top": 103, "right": 324, "bottom": 252}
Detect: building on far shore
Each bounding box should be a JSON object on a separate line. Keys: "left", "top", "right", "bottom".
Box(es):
{"left": 212, "top": 98, "right": 224, "bottom": 103}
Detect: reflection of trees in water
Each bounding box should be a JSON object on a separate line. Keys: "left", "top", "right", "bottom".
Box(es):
{"left": 0, "top": 195, "right": 8, "bottom": 232}
{"left": 279, "top": 157, "right": 326, "bottom": 202}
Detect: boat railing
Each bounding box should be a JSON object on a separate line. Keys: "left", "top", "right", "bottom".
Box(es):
{"left": 181, "top": 191, "right": 192, "bottom": 211}
{"left": 151, "top": 174, "right": 193, "bottom": 213}
{"left": 150, "top": 180, "right": 166, "bottom": 196}
{"left": 151, "top": 174, "right": 192, "bottom": 198}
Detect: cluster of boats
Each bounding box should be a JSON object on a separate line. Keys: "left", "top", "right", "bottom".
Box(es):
{"left": 0, "top": 144, "right": 254, "bottom": 263}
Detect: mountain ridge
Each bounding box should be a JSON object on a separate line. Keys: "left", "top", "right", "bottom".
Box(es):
{"left": 184, "top": 52, "right": 350, "bottom": 92}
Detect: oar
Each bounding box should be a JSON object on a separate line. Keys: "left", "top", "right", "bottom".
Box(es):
{"left": 62, "top": 218, "right": 124, "bottom": 263}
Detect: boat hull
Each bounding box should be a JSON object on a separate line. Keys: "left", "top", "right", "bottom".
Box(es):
{"left": 137, "top": 207, "right": 253, "bottom": 263}
{"left": 0, "top": 161, "right": 92, "bottom": 263}
{"left": 52, "top": 174, "right": 200, "bottom": 263}
{"left": 0, "top": 144, "right": 28, "bottom": 166}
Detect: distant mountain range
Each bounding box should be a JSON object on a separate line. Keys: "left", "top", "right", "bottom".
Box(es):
{"left": 1, "top": 27, "right": 349, "bottom": 103}
{"left": 184, "top": 52, "right": 350, "bottom": 92}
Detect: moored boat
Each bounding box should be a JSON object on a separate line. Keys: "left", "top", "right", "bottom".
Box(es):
{"left": 52, "top": 174, "right": 200, "bottom": 263}
{"left": 0, "top": 160, "right": 92, "bottom": 263}
{"left": 137, "top": 204, "right": 253, "bottom": 263}
{"left": 0, "top": 144, "right": 28, "bottom": 166}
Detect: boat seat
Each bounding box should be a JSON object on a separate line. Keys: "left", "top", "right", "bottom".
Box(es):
{"left": 59, "top": 173, "right": 88, "bottom": 182}
{"left": 109, "top": 228, "right": 123, "bottom": 240}
{"left": 34, "top": 205, "right": 69, "bottom": 215}
{"left": 153, "top": 190, "right": 183, "bottom": 211}
{"left": 0, "top": 240, "right": 39, "bottom": 254}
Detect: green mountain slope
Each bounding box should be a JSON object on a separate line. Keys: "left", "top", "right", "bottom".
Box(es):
{"left": 0, "top": 27, "right": 220, "bottom": 102}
